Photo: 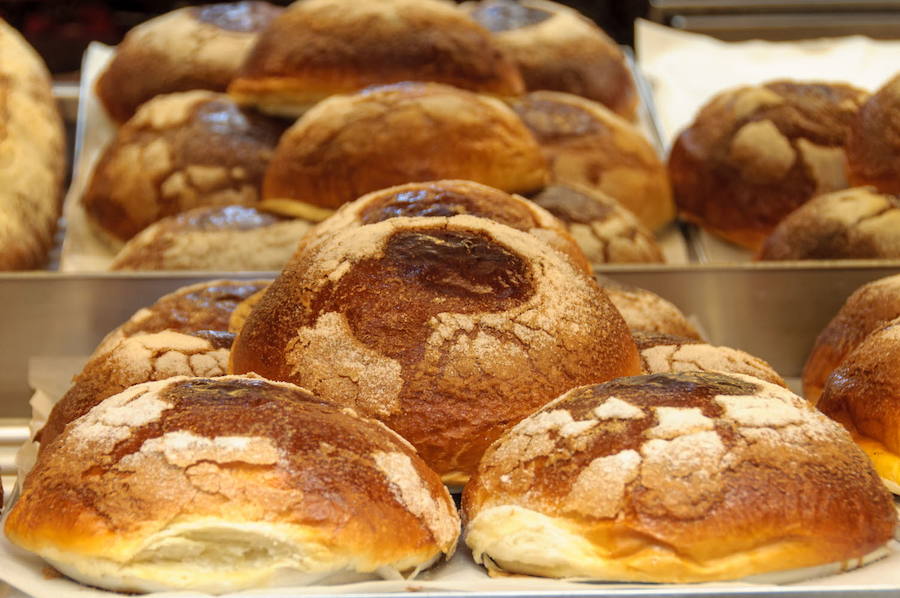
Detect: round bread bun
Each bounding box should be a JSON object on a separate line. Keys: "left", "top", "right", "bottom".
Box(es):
{"left": 530, "top": 184, "right": 664, "bottom": 265}
{"left": 818, "top": 317, "right": 900, "bottom": 493}
{"left": 230, "top": 216, "right": 641, "bottom": 484}
{"left": 0, "top": 19, "right": 66, "bottom": 270}
{"left": 95, "top": 2, "right": 282, "bottom": 123}
{"left": 5, "top": 375, "right": 459, "bottom": 593}
{"left": 462, "top": 371, "right": 896, "bottom": 582}
{"left": 94, "top": 279, "right": 271, "bottom": 357}
{"left": 668, "top": 80, "right": 868, "bottom": 251}
{"left": 299, "top": 179, "right": 590, "bottom": 273}
{"left": 228, "top": 0, "right": 523, "bottom": 117}
{"left": 261, "top": 82, "right": 547, "bottom": 212}
{"left": 511, "top": 91, "right": 673, "bottom": 231}
{"left": 595, "top": 276, "right": 702, "bottom": 340}
{"left": 110, "top": 205, "right": 315, "bottom": 271}
{"left": 758, "top": 187, "right": 900, "bottom": 261}
{"left": 82, "top": 91, "right": 286, "bottom": 245}
{"left": 846, "top": 74, "right": 900, "bottom": 194}
{"left": 802, "top": 273, "right": 900, "bottom": 404}
{"left": 38, "top": 330, "right": 233, "bottom": 450}
{"left": 464, "top": 0, "right": 636, "bottom": 119}
{"left": 633, "top": 331, "right": 786, "bottom": 387}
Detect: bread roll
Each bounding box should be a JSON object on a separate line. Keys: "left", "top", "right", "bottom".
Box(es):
{"left": 6, "top": 375, "right": 459, "bottom": 593}
{"left": 512, "top": 91, "right": 673, "bottom": 231}
{"left": 758, "top": 187, "right": 900, "bottom": 260}
{"left": 230, "top": 216, "right": 640, "bottom": 484}
{"left": 596, "top": 276, "right": 701, "bottom": 340}
{"left": 0, "top": 19, "right": 66, "bottom": 270}
{"left": 465, "top": 0, "right": 636, "bottom": 119}
{"left": 818, "top": 317, "right": 900, "bottom": 492}
{"left": 94, "top": 279, "right": 271, "bottom": 357}
{"left": 463, "top": 372, "right": 895, "bottom": 582}
{"left": 633, "top": 331, "right": 785, "bottom": 387}
{"left": 95, "top": 2, "right": 282, "bottom": 123}
{"left": 262, "top": 82, "right": 547, "bottom": 212}
{"left": 83, "top": 91, "right": 285, "bottom": 244}
{"left": 846, "top": 74, "right": 900, "bottom": 194}
{"left": 110, "top": 205, "right": 314, "bottom": 271}
{"left": 530, "top": 184, "right": 664, "bottom": 265}
{"left": 669, "top": 81, "right": 867, "bottom": 250}
{"left": 228, "top": 0, "right": 523, "bottom": 117}
{"left": 299, "top": 179, "right": 589, "bottom": 273}
{"left": 803, "top": 273, "right": 900, "bottom": 404}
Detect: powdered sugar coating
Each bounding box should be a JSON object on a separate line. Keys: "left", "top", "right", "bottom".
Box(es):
{"left": 646, "top": 406, "right": 714, "bottom": 439}
{"left": 565, "top": 450, "right": 640, "bottom": 518}
{"left": 592, "top": 397, "right": 645, "bottom": 420}
{"left": 640, "top": 341, "right": 785, "bottom": 387}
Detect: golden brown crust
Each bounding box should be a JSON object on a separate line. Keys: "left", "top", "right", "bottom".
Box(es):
{"left": 758, "top": 187, "right": 900, "bottom": 261}
{"left": 228, "top": 0, "right": 522, "bottom": 116}
{"left": 0, "top": 20, "right": 66, "bottom": 270}
{"left": 83, "top": 92, "right": 287, "bottom": 244}
{"left": 110, "top": 205, "right": 314, "bottom": 271}
{"left": 95, "top": 2, "right": 282, "bottom": 123}
{"left": 463, "top": 371, "right": 895, "bottom": 582}
{"left": 596, "top": 276, "right": 701, "bottom": 340}
{"left": 803, "top": 273, "right": 900, "bottom": 404}
{"left": 230, "top": 216, "right": 640, "bottom": 482}
{"left": 669, "top": 81, "right": 868, "bottom": 251}
{"left": 846, "top": 74, "right": 900, "bottom": 194}
{"left": 530, "top": 184, "right": 664, "bottom": 265}
{"left": 94, "top": 279, "right": 271, "bottom": 357}
{"left": 6, "top": 375, "right": 459, "bottom": 593}
{"left": 261, "top": 83, "right": 547, "bottom": 211}
{"left": 465, "top": 0, "right": 636, "bottom": 119}
{"left": 512, "top": 91, "right": 673, "bottom": 231}
{"left": 300, "top": 180, "right": 590, "bottom": 273}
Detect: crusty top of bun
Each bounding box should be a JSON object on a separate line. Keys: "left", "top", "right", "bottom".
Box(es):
{"left": 83, "top": 91, "right": 285, "bottom": 244}
{"left": 262, "top": 82, "right": 547, "bottom": 210}
{"left": 301, "top": 179, "right": 589, "bottom": 273}
{"left": 512, "top": 91, "right": 673, "bottom": 231}
{"left": 846, "top": 74, "right": 900, "bottom": 194}
{"left": 39, "top": 330, "right": 232, "bottom": 449}
{"left": 228, "top": 0, "right": 523, "bottom": 117}
{"left": 596, "top": 276, "right": 701, "bottom": 340}
{"left": 668, "top": 80, "right": 868, "bottom": 250}
{"left": 466, "top": 0, "right": 636, "bottom": 119}
{"left": 94, "top": 279, "right": 271, "bottom": 357}
{"left": 6, "top": 375, "right": 459, "bottom": 593}
{"left": 0, "top": 19, "right": 66, "bottom": 270}
{"left": 530, "top": 184, "right": 664, "bottom": 265}
{"left": 632, "top": 330, "right": 786, "bottom": 387}
{"left": 759, "top": 187, "right": 900, "bottom": 261}
{"left": 803, "top": 273, "right": 900, "bottom": 404}
{"left": 230, "top": 215, "right": 640, "bottom": 482}
{"left": 96, "top": 2, "right": 282, "bottom": 123}
{"left": 463, "top": 371, "right": 895, "bottom": 582}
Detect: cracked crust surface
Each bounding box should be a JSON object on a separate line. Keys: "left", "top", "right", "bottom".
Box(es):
{"left": 230, "top": 215, "right": 640, "bottom": 483}
{"left": 846, "top": 74, "right": 900, "bottom": 194}
{"left": 6, "top": 375, "right": 459, "bottom": 593}
{"left": 0, "top": 19, "right": 66, "bottom": 270}
{"left": 300, "top": 180, "right": 589, "bottom": 273}
{"left": 530, "top": 184, "right": 663, "bottom": 265}
{"left": 228, "top": 0, "right": 522, "bottom": 117}
{"left": 668, "top": 80, "right": 868, "bottom": 251}
{"left": 94, "top": 279, "right": 271, "bottom": 357}
{"left": 634, "top": 331, "right": 785, "bottom": 387}
{"left": 110, "top": 205, "right": 314, "bottom": 271}
{"left": 462, "top": 371, "right": 895, "bottom": 582}
{"left": 512, "top": 91, "right": 673, "bottom": 231}
{"left": 262, "top": 82, "right": 547, "bottom": 211}
{"left": 95, "top": 2, "right": 282, "bottom": 123}
{"left": 464, "top": 0, "right": 636, "bottom": 119}
{"left": 596, "top": 276, "right": 701, "bottom": 339}
{"left": 83, "top": 91, "right": 286, "bottom": 244}
{"left": 758, "top": 187, "right": 900, "bottom": 260}
{"left": 803, "top": 273, "right": 900, "bottom": 404}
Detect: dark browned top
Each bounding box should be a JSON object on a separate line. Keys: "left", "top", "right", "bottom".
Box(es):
{"left": 192, "top": 1, "right": 282, "bottom": 32}
{"left": 631, "top": 330, "right": 702, "bottom": 352}
{"left": 529, "top": 184, "right": 615, "bottom": 224}
{"left": 847, "top": 74, "right": 900, "bottom": 194}
{"left": 467, "top": 0, "right": 553, "bottom": 32}
{"left": 514, "top": 95, "right": 607, "bottom": 141}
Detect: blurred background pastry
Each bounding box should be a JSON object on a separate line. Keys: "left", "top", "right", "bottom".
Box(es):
{"left": 595, "top": 276, "right": 701, "bottom": 339}
{"left": 846, "top": 73, "right": 900, "bottom": 194}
